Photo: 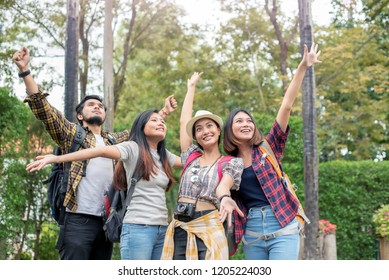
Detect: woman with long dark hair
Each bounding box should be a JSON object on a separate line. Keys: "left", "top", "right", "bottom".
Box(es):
{"left": 222, "top": 43, "right": 322, "bottom": 260}
{"left": 27, "top": 109, "right": 182, "bottom": 260}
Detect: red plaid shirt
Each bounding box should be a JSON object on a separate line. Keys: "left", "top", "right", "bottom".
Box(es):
{"left": 251, "top": 120, "right": 299, "bottom": 227}
{"left": 232, "top": 120, "right": 299, "bottom": 250}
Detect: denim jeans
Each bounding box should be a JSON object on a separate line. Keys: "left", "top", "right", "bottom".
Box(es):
{"left": 58, "top": 212, "right": 113, "bottom": 260}
{"left": 172, "top": 210, "right": 213, "bottom": 260}
{"left": 243, "top": 205, "right": 300, "bottom": 260}
{"left": 120, "top": 223, "right": 167, "bottom": 260}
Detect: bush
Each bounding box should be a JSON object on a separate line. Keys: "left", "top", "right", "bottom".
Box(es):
{"left": 372, "top": 205, "right": 389, "bottom": 240}
{"left": 319, "top": 160, "right": 389, "bottom": 259}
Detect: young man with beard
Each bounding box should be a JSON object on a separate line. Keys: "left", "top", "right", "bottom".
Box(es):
{"left": 12, "top": 47, "right": 177, "bottom": 260}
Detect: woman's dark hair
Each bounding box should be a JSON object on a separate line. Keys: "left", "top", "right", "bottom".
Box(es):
{"left": 113, "top": 109, "right": 175, "bottom": 191}
{"left": 223, "top": 108, "right": 263, "bottom": 156}
{"left": 193, "top": 119, "right": 222, "bottom": 151}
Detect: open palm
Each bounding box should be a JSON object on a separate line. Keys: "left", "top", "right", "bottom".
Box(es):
{"left": 302, "top": 42, "right": 322, "bottom": 68}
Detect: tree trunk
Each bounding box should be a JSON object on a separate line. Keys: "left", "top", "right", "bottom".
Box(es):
{"left": 79, "top": 2, "right": 89, "bottom": 101}
{"left": 298, "top": 0, "right": 319, "bottom": 260}
{"left": 65, "top": 0, "right": 79, "bottom": 122}
{"left": 104, "top": 0, "right": 114, "bottom": 131}
{"left": 264, "top": 0, "right": 289, "bottom": 92}
{"left": 380, "top": 238, "right": 389, "bottom": 260}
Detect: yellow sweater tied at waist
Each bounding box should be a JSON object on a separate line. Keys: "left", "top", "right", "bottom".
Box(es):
{"left": 161, "top": 210, "right": 228, "bottom": 260}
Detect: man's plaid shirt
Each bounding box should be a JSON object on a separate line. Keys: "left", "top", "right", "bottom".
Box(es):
{"left": 24, "top": 90, "right": 130, "bottom": 211}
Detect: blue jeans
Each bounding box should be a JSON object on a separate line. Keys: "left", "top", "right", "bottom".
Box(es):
{"left": 120, "top": 223, "right": 167, "bottom": 260}
{"left": 243, "top": 206, "right": 300, "bottom": 260}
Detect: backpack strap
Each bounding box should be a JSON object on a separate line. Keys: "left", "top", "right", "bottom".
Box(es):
{"left": 181, "top": 151, "right": 202, "bottom": 178}
{"left": 107, "top": 133, "right": 117, "bottom": 145}
{"left": 57, "top": 124, "right": 87, "bottom": 225}
{"left": 71, "top": 125, "right": 88, "bottom": 177}
{"left": 182, "top": 153, "right": 234, "bottom": 181}
{"left": 259, "top": 140, "right": 310, "bottom": 225}
{"left": 71, "top": 124, "right": 87, "bottom": 152}
{"left": 259, "top": 139, "right": 283, "bottom": 178}
{"left": 63, "top": 124, "right": 87, "bottom": 180}
{"left": 217, "top": 155, "right": 234, "bottom": 180}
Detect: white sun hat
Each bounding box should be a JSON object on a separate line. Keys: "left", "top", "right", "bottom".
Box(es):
{"left": 186, "top": 110, "right": 223, "bottom": 139}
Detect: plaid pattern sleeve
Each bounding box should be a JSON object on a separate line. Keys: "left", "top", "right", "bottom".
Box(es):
{"left": 108, "top": 130, "right": 130, "bottom": 144}
{"left": 231, "top": 190, "right": 247, "bottom": 255}
{"left": 24, "top": 88, "right": 131, "bottom": 212}
{"left": 251, "top": 120, "right": 299, "bottom": 228}
{"left": 24, "top": 88, "right": 75, "bottom": 148}
{"left": 265, "top": 120, "right": 290, "bottom": 161}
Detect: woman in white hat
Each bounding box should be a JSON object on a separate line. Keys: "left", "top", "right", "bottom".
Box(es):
{"left": 161, "top": 72, "right": 244, "bottom": 260}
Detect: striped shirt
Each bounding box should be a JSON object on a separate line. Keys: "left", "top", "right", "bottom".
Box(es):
{"left": 24, "top": 89, "right": 130, "bottom": 211}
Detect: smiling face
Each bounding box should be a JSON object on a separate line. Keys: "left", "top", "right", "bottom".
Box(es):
{"left": 193, "top": 118, "right": 221, "bottom": 149}
{"left": 231, "top": 111, "right": 255, "bottom": 142}
{"left": 144, "top": 112, "right": 167, "bottom": 142}
{"left": 77, "top": 98, "right": 106, "bottom": 126}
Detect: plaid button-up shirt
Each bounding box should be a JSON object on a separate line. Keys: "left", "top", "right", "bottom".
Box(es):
{"left": 24, "top": 89, "right": 130, "bottom": 211}
{"left": 251, "top": 120, "right": 299, "bottom": 227}
{"left": 232, "top": 120, "right": 299, "bottom": 248}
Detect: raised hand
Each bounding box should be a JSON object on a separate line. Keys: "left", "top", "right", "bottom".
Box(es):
{"left": 26, "top": 154, "right": 57, "bottom": 172}
{"left": 164, "top": 95, "right": 178, "bottom": 114}
{"left": 301, "top": 42, "right": 322, "bottom": 68}
{"left": 12, "top": 47, "right": 30, "bottom": 71}
{"left": 187, "top": 71, "right": 203, "bottom": 89}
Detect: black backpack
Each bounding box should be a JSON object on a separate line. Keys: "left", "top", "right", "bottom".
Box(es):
{"left": 43, "top": 125, "right": 87, "bottom": 225}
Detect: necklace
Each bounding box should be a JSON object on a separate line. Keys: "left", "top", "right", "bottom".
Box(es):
{"left": 191, "top": 154, "right": 222, "bottom": 185}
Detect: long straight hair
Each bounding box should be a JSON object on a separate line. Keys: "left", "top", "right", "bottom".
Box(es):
{"left": 113, "top": 109, "right": 175, "bottom": 191}
{"left": 223, "top": 108, "right": 263, "bottom": 156}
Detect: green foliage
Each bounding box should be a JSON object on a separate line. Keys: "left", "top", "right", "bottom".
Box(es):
{"left": 0, "top": 88, "right": 30, "bottom": 168}
{"left": 316, "top": 25, "right": 389, "bottom": 161}
{"left": 319, "top": 160, "right": 389, "bottom": 259}
{"left": 35, "top": 223, "right": 60, "bottom": 260}
{"left": 0, "top": 0, "right": 388, "bottom": 260}
{"left": 372, "top": 204, "right": 389, "bottom": 239}
{"left": 0, "top": 89, "right": 57, "bottom": 259}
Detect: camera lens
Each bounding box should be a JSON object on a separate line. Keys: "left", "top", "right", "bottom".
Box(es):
{"left": 177, "top": 204, "right": 186, "bottom": 213}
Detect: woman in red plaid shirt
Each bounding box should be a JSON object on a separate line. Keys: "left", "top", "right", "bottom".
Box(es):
{"left": 222, "top": 43, "right": 321, "bottom": 260}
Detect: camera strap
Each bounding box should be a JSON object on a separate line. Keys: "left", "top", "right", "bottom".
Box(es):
{"left": 179, "top": 154, "right": 222, "bottom": 206}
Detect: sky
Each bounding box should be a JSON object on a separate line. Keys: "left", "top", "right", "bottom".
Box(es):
{"left": 175, "top": 0, "right": 334, "bottom": 27}
{"left": 14, "top": 0, "right": 335, "bottom": 110}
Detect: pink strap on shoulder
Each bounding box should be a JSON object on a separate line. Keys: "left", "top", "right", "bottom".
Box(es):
{"left": 182, "top": 151, "right": 202, "bottom": 176}
{"left": 217, "top": 156, "right": 234, "bottom": 180}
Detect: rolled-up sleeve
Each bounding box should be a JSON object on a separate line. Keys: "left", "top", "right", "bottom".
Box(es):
{"left": 222, "top": 157, "right": 244, "bottom": 190}
{"left": 181, "top": 144, "right": 202, "bottom": 166}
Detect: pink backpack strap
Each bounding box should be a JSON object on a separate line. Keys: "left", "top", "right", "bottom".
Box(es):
{"left": 181, "top": 151, "right": 202, "bottom": 177}
{"left": 217, "top": 155, "right": 235, "bottom": 180}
